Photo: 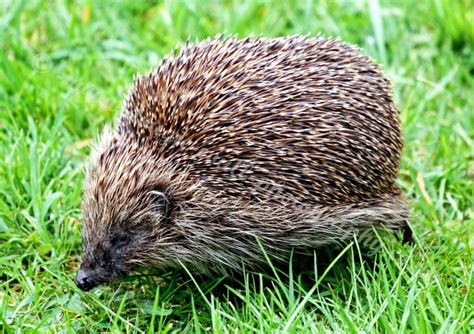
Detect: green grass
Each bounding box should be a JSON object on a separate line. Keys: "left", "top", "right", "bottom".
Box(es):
{"left": 1, "top": 0, "right": 473, "bottom": 332}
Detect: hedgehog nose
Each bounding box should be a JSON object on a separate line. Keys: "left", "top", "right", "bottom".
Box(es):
{"left": 76, "top": 269, "right": 98, "bottom": 291}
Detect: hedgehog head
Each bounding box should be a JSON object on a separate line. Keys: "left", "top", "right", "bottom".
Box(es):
{"left": 76, "top": 127, "right": 184, "bottom": 291}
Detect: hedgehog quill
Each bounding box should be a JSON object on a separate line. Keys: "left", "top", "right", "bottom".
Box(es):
{"left": 76, "top": 36, "right": 410, "bottom": 291}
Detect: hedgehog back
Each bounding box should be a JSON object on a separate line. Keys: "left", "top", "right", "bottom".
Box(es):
{"left": 119, "top": 37, "right": 403, "bottom": 206}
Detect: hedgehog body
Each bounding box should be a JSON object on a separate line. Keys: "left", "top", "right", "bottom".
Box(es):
{"left": 76, "top": 36, "right": 408, "bottom": 291}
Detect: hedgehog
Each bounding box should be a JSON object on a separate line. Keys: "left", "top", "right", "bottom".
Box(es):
{"left": 75, "top": 36, "right": 410, "bottom": 291}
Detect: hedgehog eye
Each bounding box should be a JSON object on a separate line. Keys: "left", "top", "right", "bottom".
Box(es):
{"left": 110, "top": 233, "right": 130, "bottom": 247}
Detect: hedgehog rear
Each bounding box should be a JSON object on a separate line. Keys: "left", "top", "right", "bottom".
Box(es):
{"left": 77, "top": 36, "right": 408, "bottom": 290}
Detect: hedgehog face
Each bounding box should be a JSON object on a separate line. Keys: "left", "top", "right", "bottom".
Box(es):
{"left": 77, "top": 225, "right": 139, "bottom": 291}
{"left": 77, "top": 187, "right": 174, "bottom": 291}
{"left": 76, "top": 131, "right": 178, "bottom": 291}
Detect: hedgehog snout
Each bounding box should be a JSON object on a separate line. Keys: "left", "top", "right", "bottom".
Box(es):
{"left": 76, "top": 268, "right": 97, "bottom": 291}
{"left": 76, "top": 264, "right": 108, "bottom": 291}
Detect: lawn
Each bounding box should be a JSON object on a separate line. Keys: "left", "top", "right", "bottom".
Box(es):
{"left": 0, "top": 0, "right": 473, "bottom": 332}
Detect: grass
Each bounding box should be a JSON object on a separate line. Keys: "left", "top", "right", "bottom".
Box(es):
{"left": 0, "top": 0, "right": 473, "bottom": 332}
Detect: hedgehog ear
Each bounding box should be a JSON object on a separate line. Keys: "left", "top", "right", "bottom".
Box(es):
{"left": 148, "top": 190, "right": 170, "bottom": 218}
